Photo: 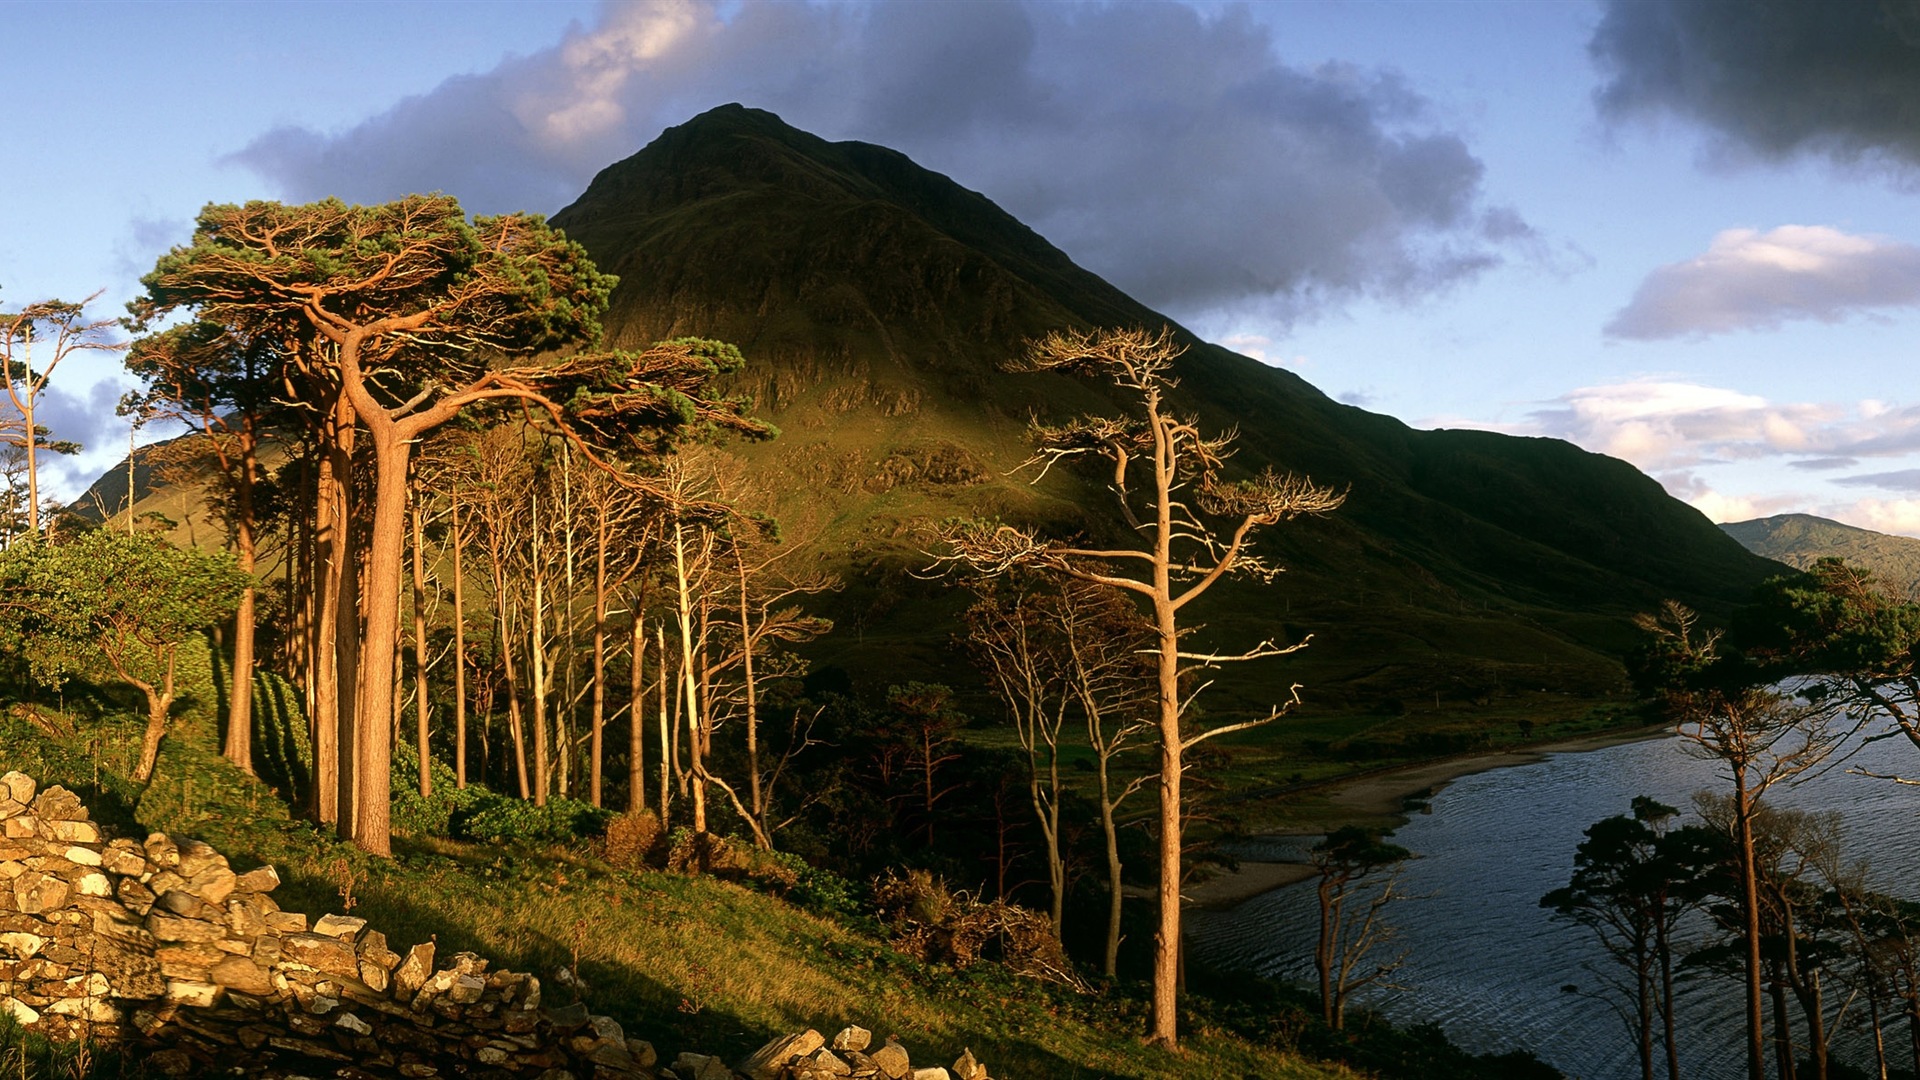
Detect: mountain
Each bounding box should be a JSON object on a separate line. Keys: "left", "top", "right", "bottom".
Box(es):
{"left": 1722, "top": 513, "right": 1920, "bottom": 596}
{"left": 544, "top": 103, "right": 1784, "bottom": 708}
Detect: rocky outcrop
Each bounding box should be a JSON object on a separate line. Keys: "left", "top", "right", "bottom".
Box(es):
{"left": 0, "top": 773, "right": 996, "bottom": 1080}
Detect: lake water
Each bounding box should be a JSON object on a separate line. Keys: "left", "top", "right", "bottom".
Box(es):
{"left": 1186, "top": 727, "right": 1920, "bottom": 1080}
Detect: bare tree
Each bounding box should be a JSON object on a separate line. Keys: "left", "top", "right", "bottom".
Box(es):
{"left": 939, "top": 326, "right": 1343, "bottom": 1047}
{"left": 2, "top": 292, "right": 121, "bottom": 540}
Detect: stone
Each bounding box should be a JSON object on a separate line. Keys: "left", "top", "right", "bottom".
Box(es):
{"left": 803, "top": 1048, "right": 854, "bottom": 1076}
{"left": 48, "top": 821, "right": 99, "bottom": 845}
{"left": 393, "top": 942, "right": 435, "bottom": 998}
{"left": 336, "top": 1010, "right": 373, "bottom": 1036}
{"left": 672, "top": 1053, "right": 735, "bottom": 1080}
{"left": 739, "top": 1029, "right": 826, "bottom": 1080}
{"left": 909, "top": 1070, "right": 951, "bottom": 1080}
{"left": 0, "top": 773, "right": 35, "bottom": 807}
{"left": 950, "top": 1049, "right": 985, "bottom": 1080}
{"left": 143, "top": 835, "right": 179, "bottom": 868}
{"left": 281, "top": 933, "right": 362, "bottom": 980}
{"left": 0, "top": 995, "right": 38, "bottom": 1025}
{"left": 14, "top": 872, "right": 68, "bottom": 914}
{"left": 60, "top": 845, "right": 101, "bottom": 867}
{"left": 73, "top": 872, "right": 110, "bottom": 898}
{"left": 189, "top": 866, "right": 237, "bottom": 905}
{"left": 0, "top": 932, "right": 46, "bottom": 958}
{"left": 29, "top": 787, "right": 85, "bottom": 823}
{"left": 146, "top": 912, "right": 223, "bottom": 943}
{"left": 313, "top": 912, "right": 367, "bottom": 941}
{"left": 448, "top": 973, "right": 485, "bottom": 1004}
{"left": 263, "top": 909, "right": 307, "bottom": 933}
{"left": 210, "top": 956, "right": 274, "bottom": 996}
{"left": 359, "top": 958, "right": 391, "bottom": 994}
{"left": 542, "top": 1001, "right": 590, "bottom": 1030}
{"left": 44, "top": 994, "right": 118, "bottom": 1022}
{"left": 626, "top": 1039, "right": 658, "bottom": 1067}
{"left": 833, "top": 1025, "right": 873, "bottom": 1053}
{"left": 871, "top": 1040, "right": 911, "bottom": 1080}
{"left": 164, "top": 980, "right": 224, "bottom": 1008}
{"left": 100, "top": 843, "right": 147, "bottom": 877}
{"left": 173, "top": 839, "right": 221, "bottom": 878}
{"left": 233, "top": 864, "right": 280, "bottom": 894}
{"left": 2, "top": 816, "right": 35, "bottom": 839}
{"left": 157, "top": 887, "right": 212, "bottom": 919}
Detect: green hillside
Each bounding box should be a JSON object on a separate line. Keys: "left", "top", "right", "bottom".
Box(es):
{"left": 1722, "top": 512, "right": 1920, "bottom": 595}
{"left": 546, "top": 103, "right": 1782, "bottom": 710}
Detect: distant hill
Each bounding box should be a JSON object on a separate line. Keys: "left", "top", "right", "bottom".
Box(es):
{"left": 80, "top": 104, "right": 1785, "bottom": 713}
{"left": 1722, "top": 513, "right": 1920, "bottom": 597}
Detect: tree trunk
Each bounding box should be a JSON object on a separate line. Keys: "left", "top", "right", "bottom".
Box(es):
{"left": 1658, "top": 909, "right": 1681, "bottom": 1080}
{"left": 657, "top": 625, "right": 671, "bottom": 824}
{"left": 347, "top": 428, "right": 410, "bottom": 857}
{"left": 673, "top": 518, "right": 706, "bottom": 837}
{"left": 530, "top": 495, "right": 550, "bottom": 807}
{"left": 450, "top": 491, "right": 467, "bottom": 789}
{"left": 738, "top": 549, "right": 766, "bottom": 839}
{"left": 1737, "top": 771, "right": 1767, "bottom": 1080}
{"left": 411, "top": 485, "right": 431, "bottom": 799}
{"left": 1771, "top": 964, "right": 1798, "bottom": 1080}
{"left": 223, "top": 437, "right": 260, "bottom": 775}
{"left": 1098, "top": 763, "right": 1125, "bottom": 978}
{"left": 1316, "top": 876, "right": 1338, "bottom": 1027}
{"left": 590, "top": 503, "right": 609, "bottom": 808}
{"left": 131, "top": 650, "right": 178, "bottom": 784}
{"left": 490, "top": 530, "right": 530, "bottom": 799}
{"left": 627, "top": 615, "right": 645, "bottom": 814}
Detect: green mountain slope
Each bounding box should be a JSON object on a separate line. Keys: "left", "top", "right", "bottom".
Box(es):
{"left": 547, "top": 103, "right": 1782, "bottom": 707}
{"left": 1723, "top": 513, "right": 1920, "bottom": 595}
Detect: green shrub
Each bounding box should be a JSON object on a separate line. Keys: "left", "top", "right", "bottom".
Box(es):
{"left": 451, "top": 791, "right": 612, "bottom": 845}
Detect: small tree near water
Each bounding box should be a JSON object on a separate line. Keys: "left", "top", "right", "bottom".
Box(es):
{"left": 1311, "top": 826, "right": 1413, "bottom": 1030}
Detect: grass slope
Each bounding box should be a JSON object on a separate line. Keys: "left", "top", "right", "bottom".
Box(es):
{"left": 2, "top": 707, "right": 1363, "bottom": 1080}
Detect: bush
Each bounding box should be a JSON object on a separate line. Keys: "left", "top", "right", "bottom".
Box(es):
{"left": 871, "top": 869, "right": 1082, "bottom": 989}
{"left": 452, "top": 792, "right": 612, "bottom": 845}
{"left": 600, "top": 810, "right": 664, "bottom": 869}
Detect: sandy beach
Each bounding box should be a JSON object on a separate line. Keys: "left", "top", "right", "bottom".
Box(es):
{"left": 1185, "top": 726, "right": 1670, "bottom": 909}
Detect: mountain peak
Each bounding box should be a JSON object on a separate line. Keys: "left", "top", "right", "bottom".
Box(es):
{"left": 550, "top": 103, "right": 1156, "bottom": 356}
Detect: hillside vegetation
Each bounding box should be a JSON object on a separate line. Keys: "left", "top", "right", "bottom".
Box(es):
{"left": 1722, "top": 512, "right": 1920, "bottom": 596}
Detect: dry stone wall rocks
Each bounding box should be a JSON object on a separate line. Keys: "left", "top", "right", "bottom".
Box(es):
{"left": 0, "top": 774, "right": 999, "bottom": 1080}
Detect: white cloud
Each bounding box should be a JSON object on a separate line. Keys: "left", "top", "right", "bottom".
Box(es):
{"left": 227, "top": 0, "right": 1532, "bottom": 324}
{"left": 1606, "top": 225, "right": 1920, "bottom": 340}
{"left": 1835, "top": 499, "right": 1920, "bottom": 538}
{"left": 1687, "top": 488, "right": 1760, "bottom": 524}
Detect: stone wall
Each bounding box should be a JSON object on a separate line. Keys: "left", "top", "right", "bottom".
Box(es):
{"left": 0, "top": 773, "right": 994, "bottom": 1080}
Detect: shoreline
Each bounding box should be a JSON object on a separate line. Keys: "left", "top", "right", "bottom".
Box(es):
{"left": 1185, "top": 725, "right": 1671, "bottom": 909}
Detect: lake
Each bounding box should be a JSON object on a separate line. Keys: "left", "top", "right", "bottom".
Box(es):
{"left": 1186, "top": 726, "right": 1920, "bottom": 1079}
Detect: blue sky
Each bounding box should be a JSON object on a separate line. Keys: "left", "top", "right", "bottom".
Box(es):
{"left": 9, "top": 1, "right": 1920, "bottom": 536}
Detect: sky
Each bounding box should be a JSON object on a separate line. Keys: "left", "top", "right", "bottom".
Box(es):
{"left": 8, "top": 0, "right": 1920, "bottom": 535}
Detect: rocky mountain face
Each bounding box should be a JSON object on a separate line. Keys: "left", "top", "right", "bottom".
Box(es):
{"left": 1723, "top": 513, "right": 1920, "bottom": 596}
{"left": 548, "top": 104, "right": 1781, "bottom": 705}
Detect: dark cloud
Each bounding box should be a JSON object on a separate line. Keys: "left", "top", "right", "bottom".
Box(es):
{"left": 229, "top": 0, "right": 1526, "bottom": 324}
{"left": 1790, "top": 456, "right": 1861, "bottom": 471}
{"left": 1591, "top": 0, "right": 1920, "bottom": 172}
{"left": 1835, "top": 468, "right": 1920, "bottom": 491}
{"left": 1, "top": 374, "right": 142, "bottom": 504}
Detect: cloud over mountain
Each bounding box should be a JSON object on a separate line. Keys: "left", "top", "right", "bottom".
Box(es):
{"left": 1458, "top": 377, "right": 1920, "bottom": 475}
{"left": 230, "top": 0, "right": 1526, "bottom": 323}
{"left": 1606, "top": 226, "right": 1920, "bottom": 339}
{"left": 1591, "top": 0, "right": 1920, "bottom": 172}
